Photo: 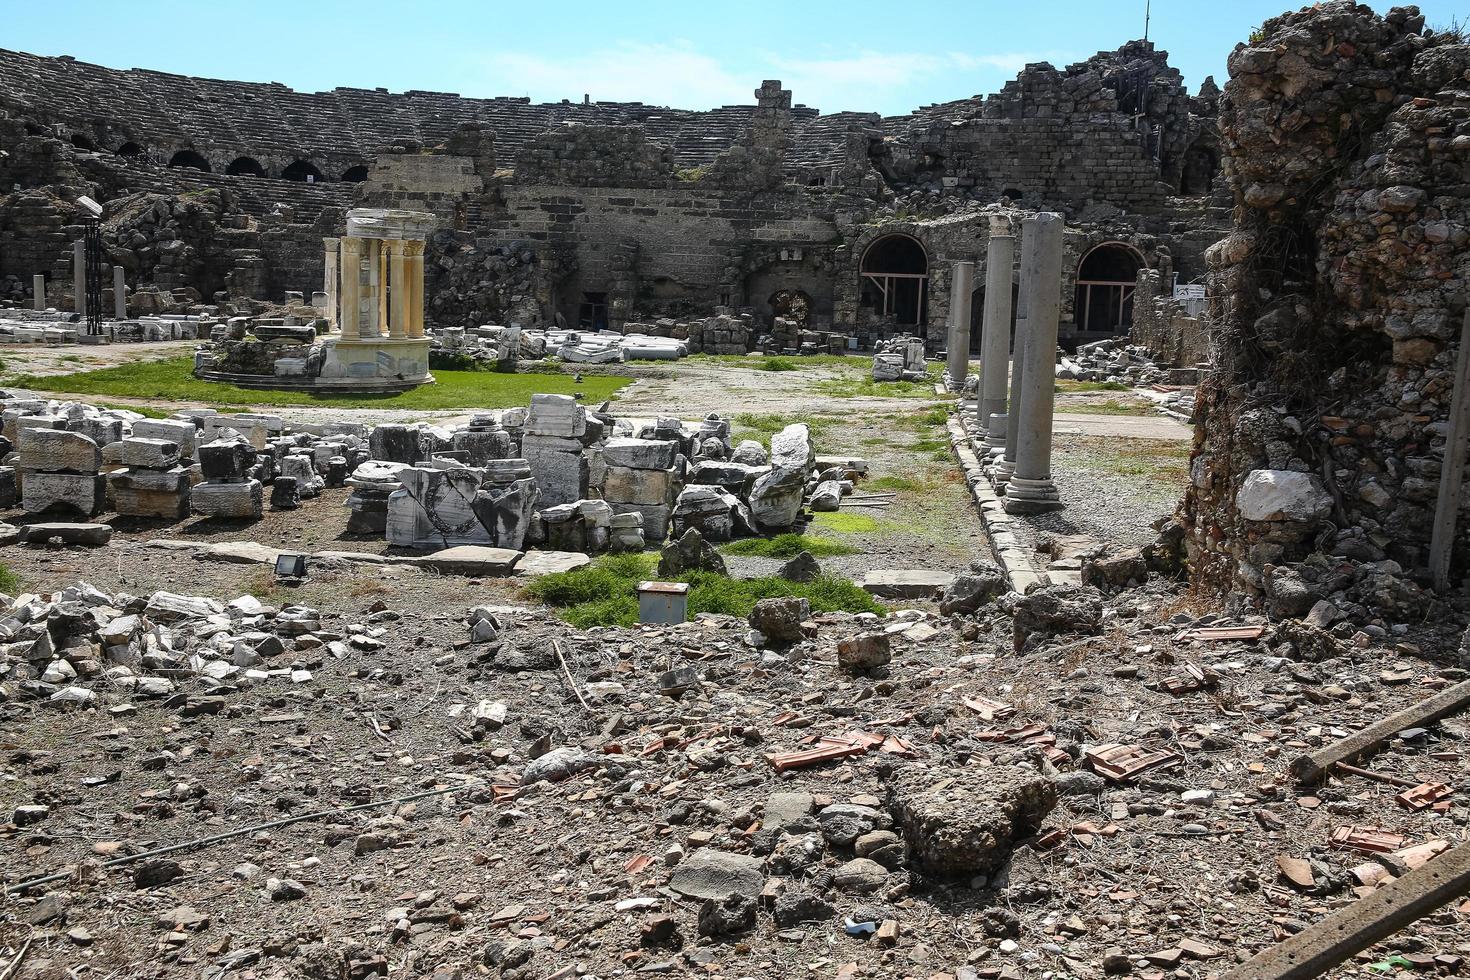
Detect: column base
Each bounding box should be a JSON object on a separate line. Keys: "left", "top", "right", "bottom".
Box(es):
{"left": 992, "top": 457, "right": 1016, "bottom": 490}
{"left": 1002, "top": 475, "right": 1063, "bottom": 514}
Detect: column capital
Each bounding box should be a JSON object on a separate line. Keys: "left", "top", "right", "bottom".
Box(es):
{"left": 401, "top": 239, "right": 425, "bottom": 258}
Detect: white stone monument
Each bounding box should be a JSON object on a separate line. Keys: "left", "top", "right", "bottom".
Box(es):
{"left": 318, "top": 208, "right": 435, "bottom": 389}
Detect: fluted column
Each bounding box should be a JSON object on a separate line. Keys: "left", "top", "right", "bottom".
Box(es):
{"left": 979, "top": 217, "right": 1015, "bottom": 440}
{"left": 364, "top": 239, "right": 381, "bottom": 338}
{"left": 1003, "top": 212, "right": 1065, "bottom": 515}
{"left": 322, "top": 237, "right": 339, "bottom": 333}
{"left": 945, "top": 260, "right": 974, "bottom": 389}
{"left": 339, "top": 237, "right": 362, "bottom": 341}
{"left": 403, "top": 239, "right": 426, "bottom": 338}
{"left": 387, "top": 239, "right": 408, "bottom": 340}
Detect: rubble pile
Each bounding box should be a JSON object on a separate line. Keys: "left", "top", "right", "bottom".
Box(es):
{"left": 0, "top": 582, "right": 336, "bottom": 707}
{"left": 871, "top": 334, "right": 928, "bottom": 382}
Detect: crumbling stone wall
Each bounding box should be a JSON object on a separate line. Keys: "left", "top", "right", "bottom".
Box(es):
{"left": 513, "top": 126, "right": 675, "bottom": 187}
{"left": 1130, "top": 269, "right": 1209, "bottom": 367}
{"left": 1176, "top": 2, "right": 1469, "bottom": 608}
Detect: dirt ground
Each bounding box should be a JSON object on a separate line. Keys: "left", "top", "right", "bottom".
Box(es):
{"left": 8, "top": 350, "right": 1468, "bottom": 980}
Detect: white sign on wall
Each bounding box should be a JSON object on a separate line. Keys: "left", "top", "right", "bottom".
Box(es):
{"left": 1173, "top": 284, "right": 1206, "bottom": 300}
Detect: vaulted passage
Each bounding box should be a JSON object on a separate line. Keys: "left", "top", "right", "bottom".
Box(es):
{"left": 860, "top": 234, "right": 928, "bottom": 330}
{"left": 115, "top": 141, "right": 141, "bottom": 157}
{"left": 340, "top": 165, "right": 369, "bottom": 182}
{"left": 226, "top": 156, "right": 265, "bottom": 177}
{"left": 282, "top": 160, "right": 322, "bottom": 182}
{"left": 1074, "top": 242, "right": 1144, "bottom": 334}
{"left": 168, "top": 149, "right": 210, "bottom": 172}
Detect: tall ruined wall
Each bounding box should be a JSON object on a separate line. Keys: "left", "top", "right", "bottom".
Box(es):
{"left": 1176, "top": 2, "right": 1469, "bottom": 616}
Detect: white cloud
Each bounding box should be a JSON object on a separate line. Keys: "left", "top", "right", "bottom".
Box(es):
{"left": 475, "top": 43, "right": 1077, "bottom": 114}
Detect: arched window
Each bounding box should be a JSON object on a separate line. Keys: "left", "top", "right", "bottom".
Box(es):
{"left": 116, "top": 141, "right": 142, "bottom": 157}
{"left": 282, "top": 160, "right": 323, "bottom": 182}
{"left": 340, "top": 165, "right": 369, "bottom": 182}
{"left": 1074, "top": 243, "right": 1146, "bottom": 334}
{"left": 859, "top": 234, "right": 929, "bottom": 329}
{"left": 168, "top": 150, "right": 211, "bottom": 172}
{"left": 226, "top": 156, "right": 265, "bottom": 177}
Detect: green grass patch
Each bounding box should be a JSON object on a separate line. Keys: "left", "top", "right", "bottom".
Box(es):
{"left": 813, "top": 363, "right": 946, "bottom": 400}
{"left": 1061, "top": 399, "right": 1153, "bottom": 416}
{"left": 721, "top": 532, "right": 860, "bottom": 559}
{"left": 866, "top": 475, "right": 922, "bottom": 492}
{"left": 1056, "top": 380, "right": 1132, "bottom": 392}
{"left": 812, "top": 512, "right": 883, "bottom": 534}
{"left": 910, "top": 437, "right": 948, "bottom": 453}
{"left": 0, "top": 564, "right": 21, "bottom": 595}
{"left": 906, "top": 406, "right": 949, "bottom": 429}
{"left": 732, "top": 412, "right": 836, "bottom": 443}
{"left": 758, "top": 357, "right": 798, "bottom": 372}
{"left": 14, "top": 356, "right": 631, "bottom": 410}
{"left": 523, "top": 552, "right": 882, "bottom": 627}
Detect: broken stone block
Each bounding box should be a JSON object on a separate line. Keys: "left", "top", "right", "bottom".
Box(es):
{"left": 938, "top": 560, "right": 1008, "bottom": 616}
{"left": 521, "top": 434, "right": 587, "bottom": 508}
{"left": 270, "top": 476, "right": 301, "bottom": 510}
{"left": 22, "top": 472, "right": 106, "bottom": 517}
{"left": 671, "top": 485, "right": 735, "bottom": 541}
{"left": 837, "top": 632, "right": 891, "bottom": 673}
{"left": 191, "top": 480, "right": 263, "bottom": 520}
{"left": 667, "top": 850, "right": 765, "bottom": 902}
{"left": 1235, "top": 469, "right": 1333, "bottom": 522}
{"left": 22, "top": 428, "right": 101, "bottom": 473}
{"left": 524, "top": 393, "right": 585, "bottom": 438}
{"left": 770, "top": 423, "right": 814, "bottom": 472}
{"left": 885, "top": 764, "right": 1057, "bottom": 878}
{"left": 19, "top": 522, "right": 113, "bottom": 546}
{"left": 368, "top": 424, "right": 432, "bottom": 464}
{"left": 131, "top": 418, "right": 198, "bottom": 458}
{"left": 119, "top": 437, "right": 182, "bottom": 470}
{"left": 198, "top": 440, "right": 259, "bottom": 482}
{"left": 109, "top": 466, "right": 191, "bottom": 519}
{"left": 809, "top": 480, "right": 842, "bottom": 512}
{"left": 749, "top": 467, "right": 805, "bottom": 530}
{"left": 601, "top": 437, "right": 679, "bottom": 470}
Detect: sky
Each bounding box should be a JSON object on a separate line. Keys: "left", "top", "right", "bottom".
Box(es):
{"left": 8, "top": 0, "right": 1470, "bottom": 117}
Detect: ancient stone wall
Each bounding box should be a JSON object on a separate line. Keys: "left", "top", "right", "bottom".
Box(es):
{"left": 513, "top": 126, "right": 676, "bottom": 187}
{"left": 1129, "top": 268, "right": 1209, "bottom": 367}
{"left": 1176, "top": 2, "right": 1469, "bottom": 613}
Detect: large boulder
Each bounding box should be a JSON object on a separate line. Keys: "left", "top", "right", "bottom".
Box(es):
{"left": 1236, "top": 470, "right": 1333, "bottom": 523}
{"left": 770, "top": 423, "right": 814, "bottom": 472}
{"left": 748, "top": 596, "right": 810, "bottom": 645}
{"left": 1002, "top": 584, "right": 1104, "bottom": 652}
{"left": 885, "top": 764, "right": 1057, "bottom": 878}
{"left": 658, "top": 528, "right": 726, "bottom": 577}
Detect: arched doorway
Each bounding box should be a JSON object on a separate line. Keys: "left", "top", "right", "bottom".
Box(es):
{"left": 340, "top": 165, "right": 369, "bottom": 182}
{"left": 226, "top": 156, "right": 265, "bottom": 177}
{"left": 970, "top": 282, "right": 1020, "bottom": 353}
{"left": 282, "top": 160, "right": 322, "bottom": 182}
{"left": 859, "top": 234, "right": 928, "bottom": 330}
{"left": 168, "top": 149, "right": 211, "bottom": 172}
{"left": 1074, "top": 243, "right": 1145, "bottom": 334}
{"left": 769, "top": 289, "right": 811, "bottom": 327}
{"left": 116, "top": 141, "right": 142, "bottom": 158}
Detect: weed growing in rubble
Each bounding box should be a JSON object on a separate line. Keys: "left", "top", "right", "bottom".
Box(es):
{"left": 759, "top": 357, "right": 798, "bottom": 372}
{"left": 0, "top": 564, "right": 20, "bottom": 595}
{"left": 721, "top": 533, "right": 859, "bottom": 559}
{"left": 523, "top": 553, "right": 882, "bottom": 628}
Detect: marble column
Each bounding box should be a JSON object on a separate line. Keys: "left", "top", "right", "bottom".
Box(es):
{"left": 339, "top": 237, "right": 363, "bottom": 341}
{"left": 387, "top": 239, "right": 408, "bottom": 340}
{"left": 72, "top": 241, "right": 86, "bottom": 317}
{"left": 322, "top": 237, "right": 339, "bottom": 333}
{"left": 1003, "top": 212, "right": 1065, "bottom": 514}
{"left": 945, "top": 261, "right": 974, "bottom": 389}
{"left": 364, "top": 239, "right": 381, "bottom": 338}
{"left": 112, "top": 265, "right": 126, "bottom": 319}
{"left": 994, "top": 225, "right": 1037, "bottom": 486}
{"left": 403, "top": 240, "right": 426, "bottom": 338}
{"left": 32, "top": 275, "right": 45, "bottom": 312}
{"left": 979, "top": 217, "right": 1015, "bottom": 440}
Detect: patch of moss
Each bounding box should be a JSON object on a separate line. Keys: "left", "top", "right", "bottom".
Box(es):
{"left": 721, "top": 533, "right": 859, "bottom": 558}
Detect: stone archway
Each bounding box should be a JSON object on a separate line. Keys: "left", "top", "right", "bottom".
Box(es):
{"left": 859, "top": 233, "right": 928, "bottom": 328}
{"left": 282, "top": 160, "right": 322, "bottom": 182}
{"left": 168, "top": 149, "right": 211, "bottom": 172}
{"left": 1074, "top": 242, "right": 1146, "bottom": 334}
{"left": 340, "top": 165, "right": 369, "bottom": 182}
{"left": 226, "top": 156, "right": 265, "bottom": 177}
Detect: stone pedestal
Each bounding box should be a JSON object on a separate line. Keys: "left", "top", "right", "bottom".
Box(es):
{"left": 113, "top": 265, "right": 126, "bottom": 320}
{"left": 979, "top": 218, "right": 1015, "bottom": 433}
{"left": 1003, "top": 213, "right": 1065, "bottom": 515}
{"left": 32, "top": 275, "right": 45, "bottom": 312}
{"left": 945, "top": 261, "right": 974, "bottom": 388}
